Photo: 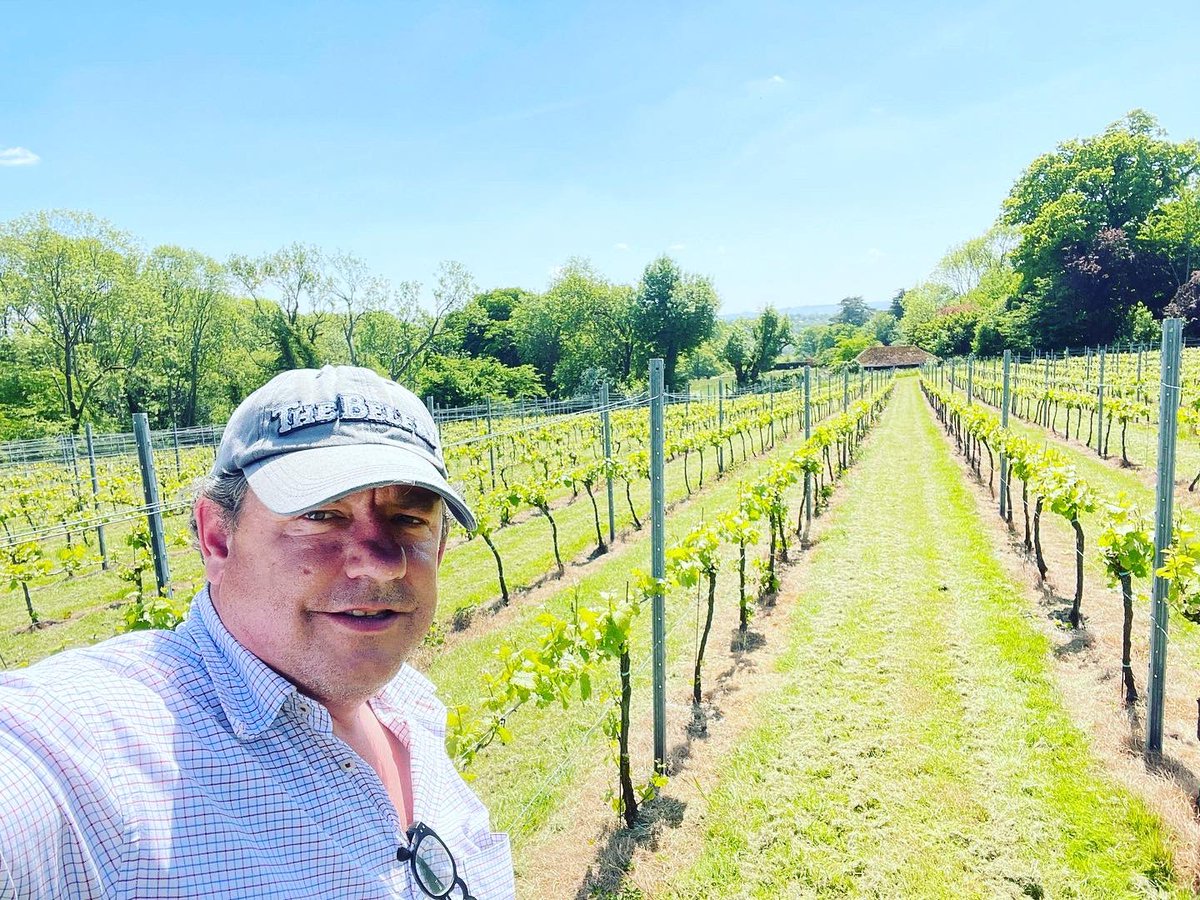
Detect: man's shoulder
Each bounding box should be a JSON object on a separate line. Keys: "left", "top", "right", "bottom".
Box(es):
{"left": 380, "top": 663, "right": 445, "bottom": 721}
{"left": 0, "top": 628, "right": 210, "bottom": 734}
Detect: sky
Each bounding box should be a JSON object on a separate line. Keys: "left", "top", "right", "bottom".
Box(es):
{"left": 1, "top": 0, "right": 1197, "bottom": 316}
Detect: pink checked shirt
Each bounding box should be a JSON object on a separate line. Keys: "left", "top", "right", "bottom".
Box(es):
{"left": 0, "top": 587, "right": 514, "bottom": 899}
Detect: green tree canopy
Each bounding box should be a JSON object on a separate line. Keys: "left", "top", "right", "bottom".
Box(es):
{"left": 631, "top": 256, "right": 719, "bottom": 389}
{"left": 1003, "top": 110, "right": 1200, "bottom": 347}
{"left": 834, "top": 295, "right": 871, "bottom": 327}
{"left": 0, "top": 211, "right": 146, "bottom": 432}
{"left": 721, "top": 306, "right": 791, "bottom": 386}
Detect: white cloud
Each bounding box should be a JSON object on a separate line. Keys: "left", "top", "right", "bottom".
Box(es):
{"left": 613, "top": 242, "right": 630, "bottom": 251}
{"left": 0, "top": 147, "right": 39, "bottom": 166}
{"left": 746, "top": 74, "right": 788, "bottom": 95}
{"left": 668, "top": 242, "right": 686, "bottom": 251}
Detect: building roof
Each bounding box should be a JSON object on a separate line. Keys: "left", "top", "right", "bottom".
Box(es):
{"left": 854, "top": 344, "right": 938, "bottom": 368}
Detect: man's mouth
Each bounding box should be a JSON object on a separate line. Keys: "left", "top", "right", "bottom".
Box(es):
{"left": 321, "top": 608, "right": 407, "bottom": 630}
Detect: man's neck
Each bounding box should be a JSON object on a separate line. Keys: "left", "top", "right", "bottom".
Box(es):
{"left": 328, "top": 702, "right": 414, "bottom": 828}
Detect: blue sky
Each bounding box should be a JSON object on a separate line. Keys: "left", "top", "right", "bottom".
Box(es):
{"left": 2, "top": 1, "right": 1197, "bottom": 315}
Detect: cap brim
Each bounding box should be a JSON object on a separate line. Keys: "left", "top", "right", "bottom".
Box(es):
{"left": 244, "top": 443, "right": 476, "bottom": 532}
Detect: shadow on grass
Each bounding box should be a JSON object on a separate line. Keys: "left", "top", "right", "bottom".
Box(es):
{"left": 1119, "top": 700, "right": 1200, "bottom": 816}
{"left": 1049, "top": 623, "right": 1095, "bottom": 658}
{"left": 14, "top": 618, "right": 65, "bottom": 634}
{"left": 730, "top": 630, "right": 766, "bottom": 653}
{"left": 570, "top": 794, "right": 688, "bottom": 899}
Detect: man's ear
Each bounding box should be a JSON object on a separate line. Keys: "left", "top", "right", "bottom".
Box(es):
{"left": 194, "top": 497, "right": 233, "bottom": 589}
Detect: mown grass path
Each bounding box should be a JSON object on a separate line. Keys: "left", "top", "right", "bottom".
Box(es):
{"left": 640, "top": 378, "right": 1183, "bottom": 899}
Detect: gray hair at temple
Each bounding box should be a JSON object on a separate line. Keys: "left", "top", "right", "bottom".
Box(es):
{"left": 189, "top": 469, "right": 251, "bottom": 540}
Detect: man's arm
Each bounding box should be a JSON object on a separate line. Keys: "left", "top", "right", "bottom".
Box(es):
{"left": 0, "top": 728, "right": 103, "bottom": 900}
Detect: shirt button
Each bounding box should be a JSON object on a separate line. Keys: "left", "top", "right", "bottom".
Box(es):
{"left": 298, "top": 703, "right": 310, "bottom": 716}
{"left": 342, "top": 760, "right": 356, "bottom": 771}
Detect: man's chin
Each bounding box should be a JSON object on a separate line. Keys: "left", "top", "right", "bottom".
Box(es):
{"left": 290, "top": 660, "right": 407, "bottom": 709}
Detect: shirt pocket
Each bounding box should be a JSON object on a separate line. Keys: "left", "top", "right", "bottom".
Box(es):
{"left": 454, "top": 832, "right": 513, "bottom": 900}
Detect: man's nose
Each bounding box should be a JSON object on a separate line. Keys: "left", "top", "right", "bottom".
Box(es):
{"left": 343, "top": 519, "right": 408, "bottom": 581}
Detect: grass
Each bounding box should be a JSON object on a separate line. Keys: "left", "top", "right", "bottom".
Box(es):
{"left": 618, "top": 379, "right": 1184, "bottom": 898}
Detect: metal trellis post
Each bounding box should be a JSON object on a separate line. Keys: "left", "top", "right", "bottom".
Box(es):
{"left": 999, "top": 350, "right": 1011, "bottom": 520}
{"left": 85, "top": 424, "right": 108, "bottom": 570}
{"left": 717, "top": 382, "right": 725, "bottom": 473}
{"left": 649, "top": 359, "right": 667, "bottom": 772}
{"left": 803, "top": 365, "right": 812, "bottom": 524}
{"left": 1147, "top": 318, "right": 1183, "bottom": 755}
{"left": 600, "top": 384, "right": 615, "bottom": 545}
{"left": 133, "top": 413, "right": 172, "bottom": 598}
{"left": 486, "top": 400, "right": 496, "bottom": 490}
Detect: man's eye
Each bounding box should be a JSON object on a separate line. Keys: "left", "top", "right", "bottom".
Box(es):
{"left": 302, "top": 510, "right": 339, "bottom": 522}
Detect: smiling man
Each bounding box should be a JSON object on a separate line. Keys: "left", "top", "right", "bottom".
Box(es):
{"left": 0, "top": 366, "right": 515, "bottom": 899}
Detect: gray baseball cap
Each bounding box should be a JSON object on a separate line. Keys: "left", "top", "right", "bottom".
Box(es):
{"left": 214, "top": 366, "right": 475, "bottom": 531}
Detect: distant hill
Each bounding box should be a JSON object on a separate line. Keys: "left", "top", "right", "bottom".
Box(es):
{"left": 722, "top": 301, "right": 890, "bottom": 324}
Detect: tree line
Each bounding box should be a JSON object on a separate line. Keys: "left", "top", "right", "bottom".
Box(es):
{"left": 889, "top": 110, "right": 1200, "bottom": 356}
{"left": 0, "top": 212, "right": 722, "bottom": 438}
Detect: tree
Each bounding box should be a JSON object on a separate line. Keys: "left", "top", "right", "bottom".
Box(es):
{"left": 535, "top": 260, "right": 637, "bottom": 394}
{"left": 0, "top": 211, "right": 146, "bottom": 432}
{"left": 416, "top": 355, "right": 546, "bottom": 406}
{"left": 321, "top": 250, "right": 387, "bottom": 367}
{"left": 866, "top": 311, "right": 898, "bottom": 345}
{"left": 1142, "top": 185, "right": 1200, "bottom": 297}
{"left": 352, "top": 261, "right": 475, "bottom": 386}
{"left": 630, "top": 256, "right": 718, "bottom": 389}
{"left": 747, "top": 306, "right": 791, "bottom": 381}
{"left": 833, "top": 295, "right": 871, "bottom": 327}
{"left": 935, "top": 227, "right": 1019, "bottom": 296}
{"left": 144, "top": 246, "right": 232, "bottom": 427}
{"left": 448, "top": 287, "right": 530, "bottom": 367}
{"left": 722, "top": 327, "right": 750, "bottom": 385}
{"left": 1003, "top": 110, "right": 1200, "bottom": 348}
{"left": 889, "top": 289, "right": 907, "bottom": 320}
{"left": 229, "top": 243, "right": 326, "bottom": 371}
{"left": 723, "top": 307, "right": 791, "bottom": 386}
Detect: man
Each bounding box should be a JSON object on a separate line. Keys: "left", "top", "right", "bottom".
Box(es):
{"left": 0, "top": 366, "right": 515, "bottom": 899}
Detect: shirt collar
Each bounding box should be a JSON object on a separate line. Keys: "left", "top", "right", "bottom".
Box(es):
{"left": 182, "top": 586, "right": 297, "bottom": 741}
{"left": 182, "top": 586, "right": 445, "bottom": 742}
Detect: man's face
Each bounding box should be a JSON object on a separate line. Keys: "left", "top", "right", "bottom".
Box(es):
{"left": 197, "top": 484, "right": 447, "bottom": 709}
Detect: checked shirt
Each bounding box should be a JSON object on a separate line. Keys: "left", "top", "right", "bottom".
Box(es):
{"left": 0, "top": 587, "right": 514, "bottom": 899}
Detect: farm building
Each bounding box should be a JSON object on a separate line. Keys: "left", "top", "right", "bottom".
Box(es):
{"left": 854, "top": 344, "right": 937, "bottom": 370}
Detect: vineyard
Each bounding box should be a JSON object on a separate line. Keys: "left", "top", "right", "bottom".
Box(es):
{"left": 7, "top": 357, "right": 1200, "bottom": 896}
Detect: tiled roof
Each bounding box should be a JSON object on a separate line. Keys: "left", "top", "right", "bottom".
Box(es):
{"left": 854, "top": 345, "right": 938, "bottom": 368}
